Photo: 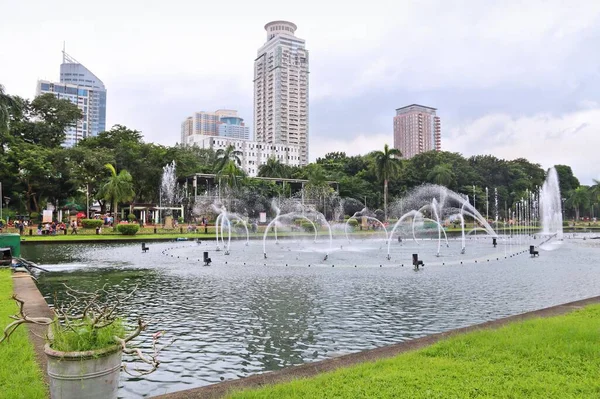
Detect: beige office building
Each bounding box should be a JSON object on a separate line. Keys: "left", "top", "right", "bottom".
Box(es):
{"left": 181, "top": 109, "right": 248, "bottom": 144}
{"left": 254, "top": 21, "right": 309, "bottom": 165}
{"left": 393, "top": 104, "right": 441, "bottom": 159}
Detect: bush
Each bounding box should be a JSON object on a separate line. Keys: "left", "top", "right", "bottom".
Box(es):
{"left": 0, "top": 218, "right": 5, "bottom": 226}
{"left": 300, "top": 221, "right": 315, "bottom": 232}
{"left": 127, "top": 213, "right": 136, "bottom": 222}
{"left": 81, "top": 219, "right": 103, "bottom": 229}
{"left": 178, "top": 216, "right": 184, "bottom": 223}
{"left": 30, "top": 212, "right": 40, "bottom": 222}
{"left": 116, "top": 224, "right": 140, "bottom": 235}
{"left": 347, "top": 218, "right": 359, "bottom": 227}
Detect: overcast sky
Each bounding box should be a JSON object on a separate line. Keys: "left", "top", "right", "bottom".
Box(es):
{"left": 1, "top": 0, "right": 599, "bottom": 183}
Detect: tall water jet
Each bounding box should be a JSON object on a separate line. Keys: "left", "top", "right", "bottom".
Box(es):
{"left": 540, "top": 167, "right": 563, "bottom": 240}
{"left": 160, "top": 161, "right": 179, "bottom": 228}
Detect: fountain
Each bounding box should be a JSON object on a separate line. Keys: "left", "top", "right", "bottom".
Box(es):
{"left": 539, "top": 167, "right": 563, "bottom": 240}
{"left": 160, "top": 161, "right": 182, "bottom": 229}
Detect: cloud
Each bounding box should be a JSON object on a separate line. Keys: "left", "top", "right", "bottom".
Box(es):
{"left": 445, "top": 107, "right": 600, "bottom": 184}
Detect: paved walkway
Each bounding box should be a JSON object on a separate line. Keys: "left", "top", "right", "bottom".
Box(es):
{"left": 11, "top": 272, "right": 54, "bottom": 385}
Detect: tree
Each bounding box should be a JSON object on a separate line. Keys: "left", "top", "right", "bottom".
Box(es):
{"left": 66, "top": 146, "right": 114, "bottom": 213}
{"left": 427, "top": 163, "right": 455, "bottom": 187}
{"left": 372, "top": 144, "right": 402, "bottom": 220}
{"left": 101, "top": 164, "right": 135, "bottom": 225}
{"left": 590, "top": 179, "right": 600, "bottom": 204}
{"left": 217, "top": 160, "right": 245, "bottom": 189}
{"left": 214, "top": 145, "right": 242, "bottom": 173}
{"left": 258, "top": 157, "right": 289, "bottom": 178}
{"left": 0, "top": 84, "right": 19, "bottom": 135}
{"left": 10, "top": 94, "right": 82, "bottom": 148}
{"left": 565, "top": 186, "right": 589, "bottom": 221}
{"left": 553, "top": 165, "right": 580, "bottom": 197}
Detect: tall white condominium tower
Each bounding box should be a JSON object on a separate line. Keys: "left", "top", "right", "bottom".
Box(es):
{"left": 254, "top": 21, "right": 309, "bottom": 165}
{"left": 59, "top": 50, "right": 107, "bottom": 138}
{"left": 393, "top": 104, "right": 441, "bottom": 159}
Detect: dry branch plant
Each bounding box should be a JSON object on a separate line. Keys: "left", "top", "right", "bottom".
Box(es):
{"left": 1, "top": 283, "right": 173, "bottom": 376}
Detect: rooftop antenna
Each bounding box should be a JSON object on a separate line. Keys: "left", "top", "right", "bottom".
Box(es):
{"left": 61, "top": 42, "right": 80, "bottom": 64}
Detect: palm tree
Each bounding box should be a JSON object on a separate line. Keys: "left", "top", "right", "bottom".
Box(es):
{"left": 101, "top": 164, "right": 135, "bottom": 225}
{"left": 258, "top": 157, "right": 288, "bottom": 178}
{"left": 214, "top": 145, "right": 242, "bottom": 173}
{"left": 373, "top": 144, "right": 402, "bottom": 220}
{"left": 0, "top": 84, "right": 18, "bottom": 134}
{"left": 427, "top": 164, "right": 455, "bottom": 187}
{"left": 565, "top": 186, "right": 589, "bottom": 221}
{"left": 590, "top": 179, "right": 600, "bottom": 203}
{"left": 217, "top": 159, "right": 245, "bottom": 190}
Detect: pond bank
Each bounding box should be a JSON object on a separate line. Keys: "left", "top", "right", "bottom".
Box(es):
{"left": 0, "top": 270, "right": 49, "bottom": 398}
{"left": 156, "top": 295, "right": 600, "bottom": 399}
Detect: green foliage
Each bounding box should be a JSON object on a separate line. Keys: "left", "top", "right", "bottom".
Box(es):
{"left": 230, "top": 304, "right": 600, "bottom": 399}
{"left": 101, "top": 163, "right": 135, "bottom": 224}
{"left": 29, "top": 211, "right": 40, "bottom": 221}
{"left": 300, "top": 220, "right": 315, "bottom": 232}
{"left": 177, "top": 216, "right": 184, "bottom": 223}
{"left": 347, "top": 218, "right": 358, "bottom": 227}
{"left": 116, "top": 224, "right": 140, "bottom": 235}
{"left": 0, "top": 218, "right": 5, "bottom": 225}
{"left": 0, "top": 270, "right": 48, "bottom": 398}
{"left": 258, "top": 157, "right": 290, "bottom": 178}
{"left": 127, "top": 213, "right": 137, "bottom": 222}
{"left": 554, "top": 164, "right": 580, "bottom": 195}
{"left": 81, "top": 219, "right": 103, "bottom": 229}
{"left": 50, "top": 317, "right": 125, "bottom": 352}
{"left": 214, "top": 145, "right": 243, "bottom": 173}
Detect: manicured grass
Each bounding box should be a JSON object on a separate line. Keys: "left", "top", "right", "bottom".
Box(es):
{"left": 229, "top": 304, "right": 600, "bottom": 398}
{"left": 17, "top": 229, "right": 388, "bottom": 242}
{"left": 0, "top": 269, "right": 48, "bottom": 399}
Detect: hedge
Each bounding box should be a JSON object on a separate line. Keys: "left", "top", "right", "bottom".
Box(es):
{"left": 81, "top": 219, "right": 103, "bottom": 228}
{"left": 347, "top": 219, "right": 359, "bottom": 227}
{"left": 300, "top": 221, "right": 315, "bottom": 232}
{"left": 116, "top": 224, "right": 140, "bottom": 235}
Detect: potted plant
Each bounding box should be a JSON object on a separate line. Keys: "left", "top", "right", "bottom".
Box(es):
{"left": 1, "top": 284, "right": 171, "bottom": 399}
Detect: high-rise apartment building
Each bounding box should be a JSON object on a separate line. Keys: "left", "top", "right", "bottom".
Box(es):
{"left": 393, "top": 104, "right": 441, "bottom": 159}
{"left": 36, "top": 80, "right": 93, "bottom": 147}
{"left": 59, "top": 50, "right": 106, "bottom": 137}
{"left": 181, "top": 110, "right": 250, "bottom": 144}
{"left": 254, "top": 21, "right": 309, "bottom": 165}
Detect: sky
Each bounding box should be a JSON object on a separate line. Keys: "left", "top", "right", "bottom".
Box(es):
{"left": 1, "top": 0, "right": 599, "bottom": 184}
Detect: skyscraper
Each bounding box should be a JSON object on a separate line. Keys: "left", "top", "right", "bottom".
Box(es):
{"left": 59, "top": 50, "right": 106, "bottom": 137}
{"left": 35, "top": 50, "right": 106, "bottom": 147}
{"left": 254, "top": 21, "right": 309, "bottom": 165}
{"left": 36, "top": 80, "right": 93, "bottom": 147}
{"left": 393, "top": 104, "right": 441, "bottom": 159}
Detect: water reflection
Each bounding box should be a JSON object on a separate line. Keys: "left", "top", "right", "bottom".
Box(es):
{"left": 26, "top": 237, "right": 600, "bottom": 398}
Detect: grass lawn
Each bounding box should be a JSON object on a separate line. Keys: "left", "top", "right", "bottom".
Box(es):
{"left": 229, "top": 304, "right": 600, "bottom": 398}
{"left": 0, "top": 269, "right": 48, "bottom": 399}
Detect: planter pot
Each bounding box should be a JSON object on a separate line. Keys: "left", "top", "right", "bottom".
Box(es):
{"left": 44, "top": 343, "right": 122, "bottom": 399}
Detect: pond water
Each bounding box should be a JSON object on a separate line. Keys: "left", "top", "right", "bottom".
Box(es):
{"left": 24, "top": 234, "right": 600, "bottom": 398}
